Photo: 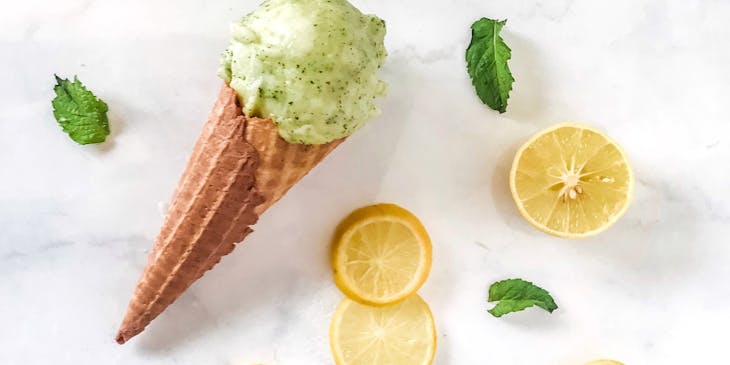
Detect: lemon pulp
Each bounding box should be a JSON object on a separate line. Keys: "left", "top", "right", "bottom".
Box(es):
{"left": 510, "top": 123, "right": 634, "bottom": 238}
{"left": 329, "top": 295, "right": 436, "bottom": 365}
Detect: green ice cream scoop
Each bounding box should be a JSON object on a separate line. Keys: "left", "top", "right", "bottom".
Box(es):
{"left": 220, "top": 0, "right": 387, "bottom": 145}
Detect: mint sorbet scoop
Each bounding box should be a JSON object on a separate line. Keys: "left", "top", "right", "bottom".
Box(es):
{"left": 220, "top": 0, "right": 387, "bottom": 145}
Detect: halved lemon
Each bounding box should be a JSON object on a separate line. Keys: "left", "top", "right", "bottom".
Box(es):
{"left": 585, "top": 361, "right": 624, "bottom": 365}
{"left": 331, "top": 203, "right": 432, "bottom": 306}
{"left": 510, "top": 123, "right": 634, "bottom": 238}
{"left": 329, "top": 295, "right": 437, "bottom": 365}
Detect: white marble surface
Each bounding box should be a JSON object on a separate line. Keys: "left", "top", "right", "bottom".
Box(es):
{"left": 2, "top": 0, "right": 730, "bottom": 364}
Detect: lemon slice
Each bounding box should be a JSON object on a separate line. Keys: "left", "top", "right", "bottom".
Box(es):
{"left": 331, "top": 203, "right": 432, "bottom": 306}
{"left": 510, "top": 123, "right": 634, "bottom": 238}
{"left": 329, "top": 295, "right": 437, "bottom": 365}
{"left": 585, "top": 361, "right": 624, "bottom": 365}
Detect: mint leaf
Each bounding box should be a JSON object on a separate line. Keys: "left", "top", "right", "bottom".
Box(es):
{"left": 487, "top": 278, "right": 557, "bottom": 317}
{"left": 52, "top": 75, "right": 110, "bottom": 145}
{"left": 465, "top": 18, "right": 514, "bottom": 113}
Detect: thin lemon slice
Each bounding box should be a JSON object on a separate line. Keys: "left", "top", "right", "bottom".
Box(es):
{"left": 330, "top": 295, "right": 437, "bottom": 365}
{"left": 585, "top": 361, "right": 624, "bottom": 365}
{"left": 510, "top": 123, "right": 634, "bottom": 238}
{"left": 332, "top": 203, "right": 432, "bottom": 306}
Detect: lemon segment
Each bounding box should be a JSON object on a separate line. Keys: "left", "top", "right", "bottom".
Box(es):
{"left": 331, "top": 204, "right": 432, "bottom": 306}
{"left": 329, "top": 295, "right": 437, "bottom": 365}
{"left": 510, "top": 123, "right": 634, "bottom": 238}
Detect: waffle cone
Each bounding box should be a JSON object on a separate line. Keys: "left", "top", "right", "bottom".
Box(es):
{"left": 115, "top": 84, "right": 343, "bottom": 344}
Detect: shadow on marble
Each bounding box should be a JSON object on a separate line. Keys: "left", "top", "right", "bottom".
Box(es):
{"left": 424, "top": 235, "right": 457, "bottom": 365}
{"left": 90, "top": 101, "right": 126, "bottom": 153}
{"left": 489, "top": 139, "right": 547, "bottom": 237}
{"left": 128, "top": 218, "right": 339, "bottom": 353}
{"left": 499, "top": 304, "right": 565, "bottom": 330}
{"left": 576, "top": 175, "right": 699, "bottom": 282}
{"left": 504, "top": 33, "right": 550, "bottom": 125}
{"left": 432, "top": 331, "right": 452, "bottom": 365}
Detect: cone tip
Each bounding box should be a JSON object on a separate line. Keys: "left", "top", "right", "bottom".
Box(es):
{"left": 115, "top": 326, "right": 139, "bottom": 345}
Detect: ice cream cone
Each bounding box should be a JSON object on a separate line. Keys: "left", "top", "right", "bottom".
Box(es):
{"left": 245, "top": 114, "right": 344, "bottom": 214}
{"left": 115, "top": 84, "right": 343, "bottom": 344}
